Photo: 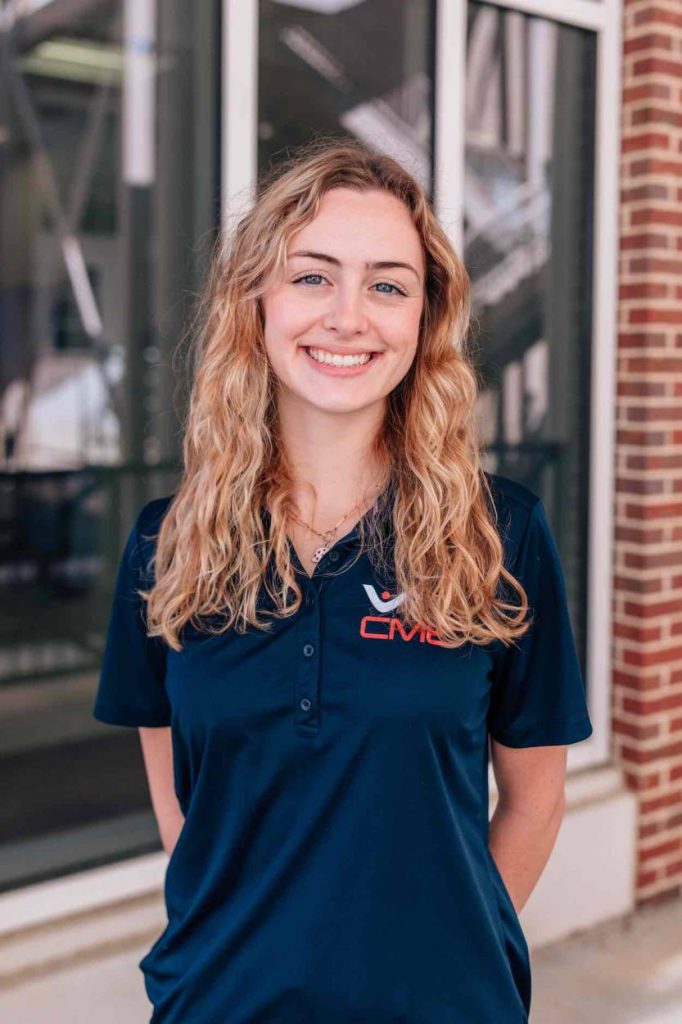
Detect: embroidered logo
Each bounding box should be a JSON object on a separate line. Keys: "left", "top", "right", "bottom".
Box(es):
{"left": 360, "top": 584, "right": 445, "bottom": 646}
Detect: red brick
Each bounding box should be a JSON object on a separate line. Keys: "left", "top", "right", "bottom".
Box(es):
{"left": 613, "top": 669, "right": 664, "bottom": 691}
{"left": 623, "top": 132, "right": 671, "bottom": 153}
{"left": 632, "top": 57, "right": 682, "bottom": 79}
{"left": 640, "top": 837, "right": 682, "bottom": 861}
{"left": 621, "top": 742, "right": 682, "bottom": 766}
{"left": 631, "top": 207, "right": 682, "bottom": 227}
{"left": 636, "top": 869, "right": 660, "bottom": 888}
{"left": 621, "top": 231, "right": 671, "bottom": 251}
{"left": 623, "top": 769, "right": 661, "bottom": 791}
{"left": 623, "top": 693, "right": 682, "bottom": 715}
{"left": 628, "top": 257, "right": 682, "bottom": 272}
{"left": 614, "top": 572, "right": 663, "bottom": 593}
{"left": 621, "top": 183, "right": 670, "bottom": 202}
{"left": 624, "top": 597, "right": 682, "bottom": 617}
{"left": 623, "top": 81, "right": 671, "bottom": 103}
{"left": 620, "top": 281, "right": 669, "bottom": 299}
{"left": 625, "top": 357, "right": 682, "bottom": 374}
{"left": 624, "top": 33, "right": 673, "bottom": 56}
{"left": 631, "top": 105, "right": 682, "bottom": 128}
{"left": 633, "top": 6, "right": 682, "bottom": 30}
{"left": 616, "top": 429, "right": 667, "bottom": 445}
{"left": 623, "top": 645, "right": 682, "bottom": 667}
{"left": 625, "top": 549, "right": 682, "bottom": 569}
{"left": 615, "top": 523, "right": 665, "bottom": 542}
{"left": 614, "top": 619, "right": 662, "bottom": 642}
{"left": 626, "top": 405, "right": 682, "bottom": 421}
{"left": 641, "top": 791, "right": 682, "bottom": 814}
{"left": 614, "top": 569, "right": 659, "bottom": 593}
{"left": 616, "top": 475, "right": 665, "bottom": 492}
{"left": 614, "top": 718, "right": 661, "bottom": 740}
{"left": 625, "top": 454, "right": 682, "bottom": 471}
{"left": 629, "top": 309, "right": 682, "bottom": 325}
{"left": 629, "top": 157, "right": 682, "bottom": 177}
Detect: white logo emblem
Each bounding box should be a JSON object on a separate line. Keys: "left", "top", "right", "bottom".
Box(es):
{"left": 363, "top": 584, "right": 407, "bottom": 613}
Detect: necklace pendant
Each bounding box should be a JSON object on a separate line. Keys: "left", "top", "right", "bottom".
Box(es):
{"left": 311, "top": 545, "right": 329, "bottom": 563}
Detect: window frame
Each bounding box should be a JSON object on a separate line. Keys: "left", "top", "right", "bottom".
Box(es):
{"left": 0, "top": 0, "right": 620, "bottom": 936}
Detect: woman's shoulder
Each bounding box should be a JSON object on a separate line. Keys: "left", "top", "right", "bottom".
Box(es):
{"left": 482, "top": 471, "right": 543, "bottom": 566}
{"left": 137, "top": 493, "right": 175, "bottom": 532}
{"left": 483, "top": 470, "right": 540, "bottom": 516}
{"left": 130, "top": 494, "right": 176, "bottom": 576}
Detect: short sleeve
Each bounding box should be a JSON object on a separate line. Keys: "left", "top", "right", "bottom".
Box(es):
{"left": 487, "top": 498, "right": 593, "bottom": 748}
{"left": 92, "top": 505, "right": 171, "bottom": 727}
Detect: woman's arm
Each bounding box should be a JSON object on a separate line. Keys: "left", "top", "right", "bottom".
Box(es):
{"left": 139, "top": 726, "right": 185, "bottom": 857}
{"left": 488, "top": 741, "right": 568, "bottom": 915}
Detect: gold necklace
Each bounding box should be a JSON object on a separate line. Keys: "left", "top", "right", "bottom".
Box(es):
{"left": 288, "top": 484, "right": 384, "bottom": 565}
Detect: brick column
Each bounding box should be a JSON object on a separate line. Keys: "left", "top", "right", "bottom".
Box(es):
{"left": 616, "top": 0, "right": 682, "bottom": 905}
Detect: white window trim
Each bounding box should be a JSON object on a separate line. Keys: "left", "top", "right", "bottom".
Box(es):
{"left": 222, "top": 0, "right": 259, "bottom": 234}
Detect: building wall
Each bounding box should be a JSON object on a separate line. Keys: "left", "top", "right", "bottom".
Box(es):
{"left": 616, "top": 0, "right": 682, "bottom": 904}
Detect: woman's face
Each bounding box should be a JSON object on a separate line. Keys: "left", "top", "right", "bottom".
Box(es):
{"left": 261, "top": 187, "right": 425, "bottom": 415}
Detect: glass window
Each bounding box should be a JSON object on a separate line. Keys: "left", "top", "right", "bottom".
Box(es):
{"left": 0, "top": 0, "right": 220, "bottom": 891}
{"left": 465, "top": 2, "right": 596, "bottom": 677}
{"left": 258, "top": 0, "right": 435, "bottom": 194}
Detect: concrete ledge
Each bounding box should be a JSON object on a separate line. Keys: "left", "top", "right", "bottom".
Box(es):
{"left": 0, "top": 891, "right": 165, "bottom": 989}
{"left": 0, "top": 851, "right": 167, "bottom": 938}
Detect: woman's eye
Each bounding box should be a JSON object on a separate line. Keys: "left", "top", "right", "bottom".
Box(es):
{"left": 292, "top": 274, "right": 406, "bottom": 296}
{"left": 374, "top": 281, "right": 406, "bottom": 296}
{"left": 293, "top": 273, "right": 326, "bottom": 286}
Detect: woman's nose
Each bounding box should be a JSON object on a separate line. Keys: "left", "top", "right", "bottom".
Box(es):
{"left": 322, "top": 288, "right": 368, "bottom": 335}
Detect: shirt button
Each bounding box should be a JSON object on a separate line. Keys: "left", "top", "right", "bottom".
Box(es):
{"left": 305, "top": 593, "right": 314, "bottom": 608}
{"left": 300, "top": 697, "right": 312, "bottom": 711}
{"left": 328, "top": 550, "right": 339, "bottom": 562}
{"left": 303, "top": 643, "right": 315, "bottom": 657}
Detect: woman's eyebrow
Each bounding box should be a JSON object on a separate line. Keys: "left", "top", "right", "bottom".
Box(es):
{"left": 287, "top": 249, "right": 421, "bottom": 281}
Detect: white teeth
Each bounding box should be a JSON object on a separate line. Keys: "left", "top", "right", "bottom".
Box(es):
{"left": 307, "top": 347, "right": 373, "bottom": 367}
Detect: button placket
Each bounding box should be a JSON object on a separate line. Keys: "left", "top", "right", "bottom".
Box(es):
{"left": 295, "top": 583, "right": 321, "bottom": 735}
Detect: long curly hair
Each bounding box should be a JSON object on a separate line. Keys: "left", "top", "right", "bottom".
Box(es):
{"left": 142, "top": 136, "right": 531, "bottom": 653}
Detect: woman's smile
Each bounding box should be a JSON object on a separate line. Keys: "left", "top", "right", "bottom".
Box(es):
{"left": 301, "top": 344, "right": 385, "bottom": 376}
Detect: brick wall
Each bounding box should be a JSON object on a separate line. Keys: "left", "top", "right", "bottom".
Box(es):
{"left": 616, "top": 0, "right": 682, "bottom": 904}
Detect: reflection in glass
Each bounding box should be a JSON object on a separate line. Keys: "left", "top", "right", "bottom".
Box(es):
{"left": 464, "top": 3, "right": 596, "bottom": 674}
{"left": 0, "top": 0, "right": 220, "bottom": 891}
{"left": 258, "top": 0, "right": 435, "bottom": 193}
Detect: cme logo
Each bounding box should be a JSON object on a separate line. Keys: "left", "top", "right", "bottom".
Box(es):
{"left": 360, "top": 585, "right": 446, "bottom": 647}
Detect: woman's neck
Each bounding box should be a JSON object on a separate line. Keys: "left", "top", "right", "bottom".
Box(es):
{"left": 277, "top": 396, "right": 390, "bottom": 526}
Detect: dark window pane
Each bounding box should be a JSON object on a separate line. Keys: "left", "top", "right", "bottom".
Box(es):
{"left": 0, "top": 0, "right": 221, "bottom": 892}
{"left": 258, "top": 0, "right": 435, "bottom": 194}
{"left": 465, "top": 2, "right": 596, "bottom": 684}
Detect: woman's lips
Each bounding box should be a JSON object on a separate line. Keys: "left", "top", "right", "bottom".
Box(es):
{"left": 302, "top": 346, "right": 383, "bottom": 377}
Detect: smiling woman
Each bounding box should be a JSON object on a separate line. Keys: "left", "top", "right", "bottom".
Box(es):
{"left": 93, "top": 136, "right": 592, "bottom": 1024}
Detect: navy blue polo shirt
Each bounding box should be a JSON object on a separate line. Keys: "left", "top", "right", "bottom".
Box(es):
{"left": 93, "top": 472, "right": 593, "bottom": 1023}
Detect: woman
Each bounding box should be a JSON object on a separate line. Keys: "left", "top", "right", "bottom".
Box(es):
{"left": 94, "top": 137, "right": 593, "bottom": 1023}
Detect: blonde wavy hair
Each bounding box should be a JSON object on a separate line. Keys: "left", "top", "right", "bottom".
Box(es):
{"left": 142, "top": 136, "right": 531, "bottom": 653}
